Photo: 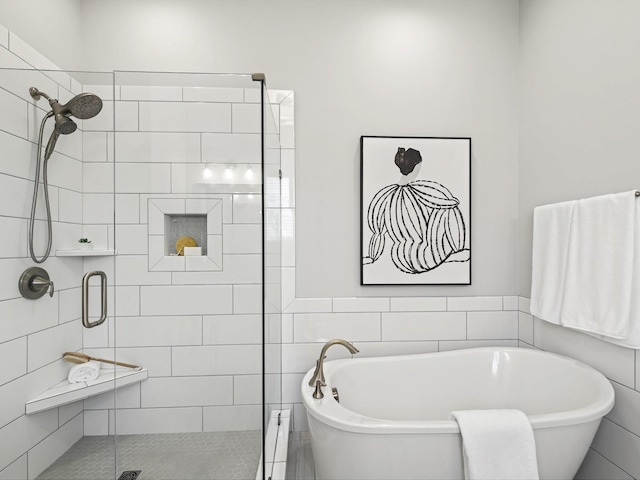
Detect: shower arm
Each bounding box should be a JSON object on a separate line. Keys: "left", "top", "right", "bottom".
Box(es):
{"left": 29, "top": 87, "right": 52, "bottom": 102}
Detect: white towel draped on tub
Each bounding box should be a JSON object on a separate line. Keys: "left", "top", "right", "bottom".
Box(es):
{"left": 67, "top": 361, "right": 100, "bottom": 383}
{"left": 531, "top": 190, "right": 640, "bottom": 348}
{"left": 452, "top": 409, "right": 539, "bottom": 480}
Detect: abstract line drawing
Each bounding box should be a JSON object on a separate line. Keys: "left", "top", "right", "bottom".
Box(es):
{"left": 361, "top": 136, "right": 471, "bottom": 285}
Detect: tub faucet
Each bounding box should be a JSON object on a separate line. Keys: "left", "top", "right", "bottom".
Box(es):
{"left": 308, "top": 339, "right": 359, "bottom": 399}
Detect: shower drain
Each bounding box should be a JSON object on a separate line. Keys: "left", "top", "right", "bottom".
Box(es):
{"left": 118, "top": 471, "right": 141, "bottom": 480}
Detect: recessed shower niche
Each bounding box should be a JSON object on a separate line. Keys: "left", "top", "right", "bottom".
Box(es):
{"left": 148, "top": 197, "right": 223, "bottom": 271}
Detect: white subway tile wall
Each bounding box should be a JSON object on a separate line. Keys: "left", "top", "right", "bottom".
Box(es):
{"left": 519, "top": 297, "right": 640, "bottom": 480}
{"left": 0, "top": 30, "right": 90, "bottom": 479}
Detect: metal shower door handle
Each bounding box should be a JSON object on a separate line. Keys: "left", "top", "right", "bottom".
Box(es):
{"left": 82, "top": 271, "right": 107, "bottom": 328}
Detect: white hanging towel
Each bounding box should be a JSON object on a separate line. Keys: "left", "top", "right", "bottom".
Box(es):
{"left": 561, "top": 191, "right": 637, "bottom": 339}
{"left": 530, "top": 200, "right": 576, "bottom": 324}
{"left": 67, "top": 361, "right": 100, "bottom": 383}
{"left": 452, "top": 409, "right": 539, "bottom": 480}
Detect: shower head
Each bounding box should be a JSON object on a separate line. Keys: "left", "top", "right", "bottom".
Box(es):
{"left": 60, "top": 92, "right": 103, "bottom": 120}
{"left": 30, "top": 87, "right": 103, "bottom": 120}
{"left": 54, "top": 114, "right": 77, "bottom": 135}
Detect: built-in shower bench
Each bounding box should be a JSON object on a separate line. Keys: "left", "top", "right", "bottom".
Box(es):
{"left": 25, "top": 368, "right": 148, "bottom": 415}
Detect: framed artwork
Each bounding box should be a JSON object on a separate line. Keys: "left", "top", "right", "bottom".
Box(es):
{"left": 360, "top": 136, "right": 471, "bottom": 286}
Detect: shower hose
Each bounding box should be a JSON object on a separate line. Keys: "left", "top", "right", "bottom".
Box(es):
{"left": 28, "top": 111, "right": 55, "bottom": 263}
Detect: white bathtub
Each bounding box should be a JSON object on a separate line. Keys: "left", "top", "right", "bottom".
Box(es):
{"left": 301, "top": 347, "right": 614, "bottom": 480}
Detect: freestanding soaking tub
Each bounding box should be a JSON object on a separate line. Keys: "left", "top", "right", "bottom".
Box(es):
{"left": 301, "top": 347, "right": 614, "bottom": 480}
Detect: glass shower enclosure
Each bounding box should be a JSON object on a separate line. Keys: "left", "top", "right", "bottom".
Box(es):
{"left": 0, "top": 66, "right": 283, "bottom": 480}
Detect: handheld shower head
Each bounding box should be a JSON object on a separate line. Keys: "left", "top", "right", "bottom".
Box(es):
{"left": 60, "top": 92, "right": 103, "bottom": 120}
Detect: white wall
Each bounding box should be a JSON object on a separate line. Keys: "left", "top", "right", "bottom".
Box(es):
{"left": 0, "top": 0, "right": 82, "bottom": 71}
{"left": 78, "top": 0, "right": 521, "bottom": 298}
{"left": 519, "top": 1, "right": 640, "bottom": 478}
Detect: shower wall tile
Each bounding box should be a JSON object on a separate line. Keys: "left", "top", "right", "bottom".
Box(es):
{"left": 82, "top": 131, "right": 108, "bottom": 162}
{"left": 85, "top": 384, "right": 137, "bottom": 412}
{"left": 83, "top": 163, "right": 113, "bottom": 193}
{"left": 0, "top": 87, "right": 27, "bottom": 138}
{"left": 0, "top": 174, "right": 32, "bottom": 219}
{"left": 115, "top": 163, "right": 171, "bottom": 193}
{"left": 140, "top": 285, "right": 232, "bottom": 316}
{"left": 222, "top": 224, "right": 261, "bottom": 254}
{"left": 233, "top": 375, "right": 261, "bottom": 405}
{"left": 115, "top": 255, "right": 170, "bottom": 285}
{"left": 172, "top": 345, "right": 261, "bottom": 376}
{"left": 0, "top": 131, "right": 34, "bottom": 180}
{"left": 27, "top": 320, "right": 82, "bottom": 372}
{"left": 114, "top": 316, "right": 202, "bottom": 347}
{"left": 0, "top": 296, "right": 58, "bottom": 344}
{"left": 58, "top": 189, "right": 83, "bottom": 224}
{"left": 232, "top": 284, "right": 262, "bottom": 314}
{"left": 202, "top": 314, "right": 262, "bottom": 345}
{"left": 120, "top": 86, "right": 182, "bottom": 102}
{"left": 115, "top": 101, "right": 139, "bottom": 131}
{"left": 116, "top": 132, "right": 201, "bottom": 163}
{"left": 27, "top": 413, "right": 83, "bottom": 480}
{"left": 0, "top": 337, "right": 27, "bottom": 386}
{"left": 203, "top": 405, "right": 261, "bottom": 431}
{"left": 171, "top": 254, "right": 261, "bottom": 285}
{"left": 115, "top": 225, "right": 148, "bottom": 255}
{"left": 83, "top": 193, "right": 113, "bottom": 224}
{"left": 0, "top": 408, "right": 58, "bottom": 472}
{"left": 232, "top": 194, "right": 261, "bottom": 223}
{"left": 83, "top": 410, "right": 108, "bottom": 436}
{"left": 115, "top": 194, "right": 140, "bottom": 224}
{"left": 115, "top": 347, "right": 171, "bottom": 378}
{"left": 0, "top": 454, "right": 26, "bottom": 480}
{"left": 113, "top": 407, "right": 202, "bottom": 435}
{"left": 0, "top": 217, "right": 28, "bottom": 258}
{"left": 201, "top": 133, "right": 261, "bottom": 164}
{"left": 58, "top": 400, "right": 83, "bottom": 425}
{"left": 183, "top": 87, "right": 244, "bottom": 103}
{"left": 140, "top": 376, "right": 233, "bottom": 408}
{"left": 232, "top": 103, "right": 261, "bottom": 133}
{"left": 139, "top": 102, "right": 231, "bottom": 133}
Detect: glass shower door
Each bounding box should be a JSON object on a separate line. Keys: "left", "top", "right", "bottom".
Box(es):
{"left": 111, "top": 70, "right": 269, "bottom": 480}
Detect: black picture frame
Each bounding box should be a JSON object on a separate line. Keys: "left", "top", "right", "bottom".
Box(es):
{"left": 360, "top": 136, "right": 472, "bottom": 286}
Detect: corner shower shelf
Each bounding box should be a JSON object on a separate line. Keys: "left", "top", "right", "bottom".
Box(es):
{"left": 56, "top": 249, "right": 117, "bottom": 257}
{"left": 25, "top": 368, "right": 148, "bottom": 415}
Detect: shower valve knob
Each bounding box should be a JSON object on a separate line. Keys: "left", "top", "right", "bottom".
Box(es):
{"left": 19, "top": 267, "right": 54, "bottom": 299}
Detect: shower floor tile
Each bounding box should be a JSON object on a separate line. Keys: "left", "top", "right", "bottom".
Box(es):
{"left": 36, "top": 431, "right": 261, "bottom": 480}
